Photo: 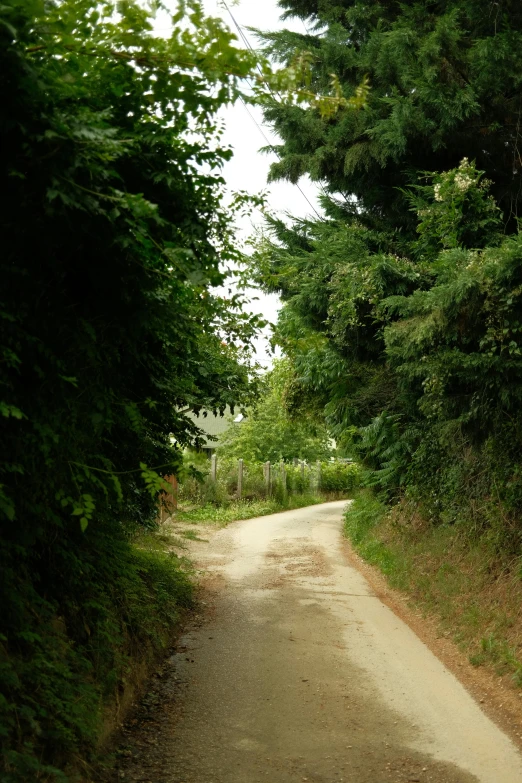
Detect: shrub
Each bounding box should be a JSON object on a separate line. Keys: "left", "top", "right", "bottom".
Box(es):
{"left": 320, "top": 462, "right": 360, "bottom": 493}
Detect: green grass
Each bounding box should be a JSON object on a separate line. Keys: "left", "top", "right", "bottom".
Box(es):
{"left": 343, "top": 491, "right": 410, "bottom": 590}
{"left": 175, "top": 493, "right": 331, "bottom": 526}
{"left": 343, "top": 490, "right": 522, "bottom": 686}
{"left": 179, "top": 529, "right": 209, "bottom": 542}
{"left": 469, "top": 634, "right": 522, "bottom": 685}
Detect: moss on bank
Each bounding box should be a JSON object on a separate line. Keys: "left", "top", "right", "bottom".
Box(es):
{"left": 344, "top": 492, "right": 522, "bottom": 686}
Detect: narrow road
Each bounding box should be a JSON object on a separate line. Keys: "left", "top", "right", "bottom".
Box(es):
{"left": 117, "top": 501, "right": 522, "bottom": 783}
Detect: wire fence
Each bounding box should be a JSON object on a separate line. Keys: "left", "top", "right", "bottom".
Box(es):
{"left": 176, "top": 457, "right": 359, "bottom": 510}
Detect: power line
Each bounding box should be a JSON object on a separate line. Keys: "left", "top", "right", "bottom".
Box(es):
{"left": 221, "top": 1, "right": 321, "bottom": 219}
{"left": 237, "top": 97, "right": 321, "bottom": 219}
{"left": 222, "top": 2, "right": 263, "bottom": 66}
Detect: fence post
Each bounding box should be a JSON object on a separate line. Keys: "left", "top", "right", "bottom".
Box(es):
{"left": 316, "top": 460, "right": 322, "bottom": 492}
{"left": 237, "top": 458, "right": 243, "bottom": 500}
{"left": 280, "top": 460, "right": 286, "bottom": 494}
{"left": 159, "top": 475, "right": 177, "bottom": 524}
{"left": 210, "top": 453, "right": 217, "bottom": 481}
{"left": 264, "top": 460, "right": 271, "bottom": 495}
{"left": 300, "top": 460, "right": 305, "bottom": 489}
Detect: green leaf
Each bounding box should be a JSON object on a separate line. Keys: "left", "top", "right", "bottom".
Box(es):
{"left": 0, "top": 403, "right": 24, "bottom": 419}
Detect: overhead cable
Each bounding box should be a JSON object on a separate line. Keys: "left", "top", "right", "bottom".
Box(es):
{"left": 221, "top": 0, "right": 322, "bottom": 219}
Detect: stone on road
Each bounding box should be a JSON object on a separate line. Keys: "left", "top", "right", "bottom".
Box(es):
{"left": 118, "top": 501, "right": 522, "bottom": 783}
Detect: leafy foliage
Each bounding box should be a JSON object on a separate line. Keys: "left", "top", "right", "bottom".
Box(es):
{"left": 217, "top": 360, "right": 334, "bottom": 463}
{"left": 318, "top": 461, "right": 359, "bottom": 493}
{"left": 178, "top": 455, "right": 358, "bottom": 511}
{"left": 253, "top": 0, "right": 522, "bottom": 554}
{"left": 259, "top": 0, "right": 522, "bottom": 232}
{"left": 0, "top": 0, "right": 270, "bottom": 778}
{"left": 257, "top": 158, "right": 522, "bottom": 523}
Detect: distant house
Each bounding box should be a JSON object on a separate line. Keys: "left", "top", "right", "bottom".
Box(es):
{"left": 185, "top": 407, "right": 244, "bottom": 455}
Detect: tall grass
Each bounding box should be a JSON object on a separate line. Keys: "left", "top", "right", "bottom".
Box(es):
{"left": 175, "top": 493, "right": 328, "bottom": 526}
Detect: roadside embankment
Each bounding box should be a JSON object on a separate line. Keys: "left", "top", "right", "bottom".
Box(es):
{"left": 344, "top": 491, "right": 522, "bottom": 694}
{"left": 1, "top": 526, "right": 194, "bottom": 783}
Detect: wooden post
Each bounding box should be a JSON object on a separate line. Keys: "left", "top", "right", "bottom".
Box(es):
{"left": 210, "top": 453, "right": 217, "bottom": 481}
{"left": 264, "top": 460, "right": 271, "bottom": 495}
{"left": 300, "top": 460, "right": 305, "bottom": 489}
{"left": 159, "top": 475, "right": 178, "bottom": 523}
{"left": 237, "top": 458, "right": 243, "bottom": 500}
{"left": 316, "top": 460, "right": 322, "bottom": 492}
{"left": 280, "top": 460, "right": 286, "bottom": 493}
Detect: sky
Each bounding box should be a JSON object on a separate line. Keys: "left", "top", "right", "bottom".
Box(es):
{"left": 154, "top": 0, "right": 321, "bottom": 365}
{"left": 199, "top": 0, "right": 322, "bottom": 365}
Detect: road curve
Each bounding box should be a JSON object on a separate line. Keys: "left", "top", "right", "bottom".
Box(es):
{"left": 119, "top": 501, "right": 522, "bottom": 783}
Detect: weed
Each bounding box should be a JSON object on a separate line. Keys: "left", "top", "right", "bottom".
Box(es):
{"left": 179, "top": 530, "right": 209, "bottom": 542}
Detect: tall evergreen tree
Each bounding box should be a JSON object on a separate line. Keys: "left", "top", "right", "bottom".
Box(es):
{"left": 261, "top": 0, "right": 522, "bottom": 232}
{"left": 252, "top": 1, "right": 522, "bottom": 539}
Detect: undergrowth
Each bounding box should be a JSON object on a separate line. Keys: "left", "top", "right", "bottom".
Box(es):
{"left": 175, "top": 493, "right": 329, "bottom": 526}
{"left": 0, "top": 525, "right": 194, "bottom": 783}
{"left": 344, "top": 491, "right": 522, "bottom": 686}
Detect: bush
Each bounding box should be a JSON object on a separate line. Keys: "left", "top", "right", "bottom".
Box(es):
{"left": 320, "top": 462, "right": 360, "bottom": 493}
{"left": 177, "top": 457, "right": 359, "bottom": 508}
{"left": 0, "top": 3, "right": 258, "bottom": 779}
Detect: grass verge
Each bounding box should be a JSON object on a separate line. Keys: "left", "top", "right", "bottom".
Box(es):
{"left": 174, "top": 493, "right": 339, "bottom": 526}
{"left": 344, "top": 490, "right": 522, "bottom": 686}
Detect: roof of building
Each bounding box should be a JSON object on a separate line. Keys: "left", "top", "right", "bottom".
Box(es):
{"left": 186, "top": 407, "right": 244, "bottom": 449}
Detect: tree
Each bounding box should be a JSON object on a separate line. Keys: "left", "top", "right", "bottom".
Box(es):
{"left": 0, "top": 0, "right": 370, "bottom": 775}
{"left": 217, "top": 360, "right": 333, "bottom": 462}
{"left": 1, "top": 0, "right": 267, "bottom": 524}
{"left": 260, "top": 0, "right": 522, "bottom": 232}
{"left": 0, "top": 1, "right": 266, "bottom": 778}
{"left": 251, "top": 1, "right": 522, "bottom": 540}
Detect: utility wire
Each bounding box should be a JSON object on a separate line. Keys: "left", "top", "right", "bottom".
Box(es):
{"left": 223, "top": 2, "right": 333, "bottom": 214}
{"left": 221, "top": 0, "right": 321, "bottom": 219}
{"left": 222, "top": 1, "right": 272, "bottom": 87}
{"left": 237, "top": 97, "right": 321, "bottom": 218}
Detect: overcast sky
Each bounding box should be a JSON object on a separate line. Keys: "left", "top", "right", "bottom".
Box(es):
{"left": 201, "top": 0, "right": 321, "bottom": 365}
{"left": 155, "top": 1, "right": 321, "bottom": 364}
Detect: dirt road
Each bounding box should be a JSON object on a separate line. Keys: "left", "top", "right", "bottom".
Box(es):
{"left": 115, "top": 501, "right": 522, "bottom": 783}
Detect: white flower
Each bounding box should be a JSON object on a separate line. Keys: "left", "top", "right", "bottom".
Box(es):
{"left": 454, "top": 172, "right": 474, "bottom": 192}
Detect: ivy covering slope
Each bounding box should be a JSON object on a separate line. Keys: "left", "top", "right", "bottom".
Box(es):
{"left": 0, "top": 1, "right": 264, "bottom": 779}
{"left": 252, "top": 0, "right": 522, "bottom": 551}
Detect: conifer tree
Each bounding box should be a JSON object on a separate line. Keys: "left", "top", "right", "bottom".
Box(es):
{"left": 252, "top": 1, "right": 522, "bottom": 536}
{"left": 261, "top": 0, "right": 522, "bottom": 232}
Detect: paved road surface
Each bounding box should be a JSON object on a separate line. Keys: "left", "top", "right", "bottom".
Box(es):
{"left": 116, "top": 501, "right": 522, "bottom": 783}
